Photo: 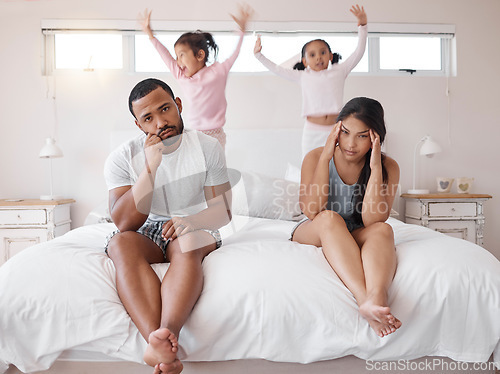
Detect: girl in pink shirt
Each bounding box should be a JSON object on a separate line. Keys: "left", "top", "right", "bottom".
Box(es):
{"left": 254, "top": 5, "right": 367, "bottom": 159}
{"left": 140, "top": 5, "right": 253, "bottom": 149}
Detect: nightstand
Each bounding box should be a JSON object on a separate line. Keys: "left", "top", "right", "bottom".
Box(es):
{"left": 0, "top": 199, "right": 75, "bottom": 266}
{"left": 401, "top": 193, "right": 492, "bottom": 247}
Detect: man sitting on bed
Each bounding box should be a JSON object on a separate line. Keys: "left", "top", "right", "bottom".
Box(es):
{"left": 104, "top": 78, "right": 231, "bottom": 374}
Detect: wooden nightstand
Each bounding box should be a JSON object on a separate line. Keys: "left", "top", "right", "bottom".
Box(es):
{"left": 401, "top": 193, "right": 492, "bottom": 247}
{"left": 0, "top": 199, "right": 75, "bottom": 266}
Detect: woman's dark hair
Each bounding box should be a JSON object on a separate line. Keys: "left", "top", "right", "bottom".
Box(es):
{"left": 293, "top": 39, "right": 342, "bottom": 70}
{"left": 174, "top": 30, "right": 219, "bottom": 64}
{"left": 336, "top": 97, "right": 388, "bottom": 225}
{"left": 128, "top": 78, "right": 175, "bottom": 119}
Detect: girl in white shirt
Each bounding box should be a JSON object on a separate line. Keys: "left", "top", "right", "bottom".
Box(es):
{"left": 254, "top": 5, "right": 367, "bottom": 159}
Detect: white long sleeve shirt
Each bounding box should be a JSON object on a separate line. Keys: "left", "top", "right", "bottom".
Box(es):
{"left": 255, "top": 25, "right": 367, "bottom": 117}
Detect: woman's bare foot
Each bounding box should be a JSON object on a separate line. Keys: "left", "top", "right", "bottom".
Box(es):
{"left": 143, "top": 327, "right": 179, "bottom": 367}
{"left": 359, "top": 298, "right": 402, "bottom": 337}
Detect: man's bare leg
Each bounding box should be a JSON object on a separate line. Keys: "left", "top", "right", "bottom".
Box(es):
{"left": 107, "top": 231, "right": 183, "bottom": 371}
{"left": 107, "top": 231, "right": 165, "bottom": 339}
{"left": 143, "top": 230, "right": 217, "bottom": 367}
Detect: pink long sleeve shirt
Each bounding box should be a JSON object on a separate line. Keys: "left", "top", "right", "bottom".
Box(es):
{"left": 255, "top": 25, "right": 367, "bottom": 117}
{"left": 151, "top": 31, "right": 244, "bottom": 131}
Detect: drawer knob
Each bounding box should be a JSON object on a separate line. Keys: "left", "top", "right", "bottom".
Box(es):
{"left": 17, "top": 214, "right": 21, "bottom": 219}
{"left": 451, "top": 208, "right": 456, "bottom": 212}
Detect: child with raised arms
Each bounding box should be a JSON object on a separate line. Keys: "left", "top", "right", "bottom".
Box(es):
{"left": 139, "top": 4, "right": 253, "bottom": 149}
{"left": 254, "top": 5, "right": 367, "bottom": 159}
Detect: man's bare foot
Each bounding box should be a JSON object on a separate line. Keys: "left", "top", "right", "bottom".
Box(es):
{"left": 153, "top": 360, "right": 184, "bottom": 374}
{"left": 359, "top": 299, "right": 402, "bottom": 337}
{"left": 144, "top": 327, "right": 179, "bottom": 367}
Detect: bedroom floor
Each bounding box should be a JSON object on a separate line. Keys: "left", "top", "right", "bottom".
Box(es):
{"left": 6, "top": 357, "right": 499, "bottom": 374}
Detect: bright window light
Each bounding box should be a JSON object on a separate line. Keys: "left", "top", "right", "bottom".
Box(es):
{"left": 46, "top": 23, "right": 451, "bottom": 76}
{"left": 135, "top": 33, "right": 368, "bottom": 73}
{"left": 54, "top": 34, "right": 123, "bottom": 69}
{"left": 135, "top": 34, "right": 179, "bottom": 72}
{"left": 135, "top": 33, "right": 263, "bottom": 73}
{"left": 254, "top": 34, "right": 368, "bottom": 72}
{"left": 213, "top": 34, "right": 263, "bottom": 72}
{"left": 380, "top": 36, "right": 441, "bottom": 71}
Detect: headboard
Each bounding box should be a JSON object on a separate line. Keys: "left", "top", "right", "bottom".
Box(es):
{"left": 109, "top": 127, "right": 303, "bottom": 181}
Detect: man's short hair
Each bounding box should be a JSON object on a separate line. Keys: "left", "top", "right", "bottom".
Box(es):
{"left": 128, "top": 78, "right": 175, "bottom": 119}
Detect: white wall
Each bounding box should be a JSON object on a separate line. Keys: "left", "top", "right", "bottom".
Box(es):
{"left": 0, "top": 0, "right": 499, "bottom": 258}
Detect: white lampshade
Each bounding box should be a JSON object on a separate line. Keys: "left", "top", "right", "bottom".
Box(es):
{"left": 408, "top": 135, "right": 442, "bottom": 194}
{"left": 39, "top": 138, "right": 63, "bottom": 159}
{"left": 419, "top": 136, "right": 442, "bottom": 157}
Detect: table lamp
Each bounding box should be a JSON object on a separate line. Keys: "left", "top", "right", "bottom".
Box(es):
{"left": 408, "top": 135, "right": 442, "bottom": 194}
{"left": 39, "top": 137, "right": 63, "bottom": 200}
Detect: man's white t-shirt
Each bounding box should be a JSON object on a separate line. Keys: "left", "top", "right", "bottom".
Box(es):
{"left": 104, "top": 129, "right": 229, "bottom": 222}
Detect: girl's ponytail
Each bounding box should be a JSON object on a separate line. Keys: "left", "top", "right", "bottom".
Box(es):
{"left": 203, "top": 32, "right": 219, "bottom": 61}
{"left": 293, "top": 61, "right": 306, "bottom": 70}
{"left": 332, "top": 53, "right": 342, "bottom": 64}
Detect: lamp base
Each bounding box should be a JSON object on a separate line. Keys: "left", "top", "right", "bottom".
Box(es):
{"left": 40, "top": 195, "right": 64, "bottom": 201}
{"left": 407, "top": 189, "right": 430, "bottom": 194}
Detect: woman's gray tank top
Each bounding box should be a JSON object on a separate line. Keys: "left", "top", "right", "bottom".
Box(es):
{"left": 327, "top": 157, "right": 357, "bottom": 222}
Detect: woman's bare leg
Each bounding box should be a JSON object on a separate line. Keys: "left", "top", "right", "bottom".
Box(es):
{"left": 352, "top": 222, "right": 402, "bottom": 335}
{"left": 293, "top": 213, "right": 400, "bottom": 337}
{"left": 293, "top": 211, "right": 368, "bottom": 306}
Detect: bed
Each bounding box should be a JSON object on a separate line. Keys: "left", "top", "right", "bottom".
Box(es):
{"left": 1, "top": 129, "right": 499, "bottom": 374}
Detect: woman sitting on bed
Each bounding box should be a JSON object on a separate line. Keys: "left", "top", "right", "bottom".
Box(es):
{"left": 291, "top": 97, "right": 402, "bottom": 337}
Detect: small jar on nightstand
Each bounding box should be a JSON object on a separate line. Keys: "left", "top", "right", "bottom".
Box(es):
{"left": 401, "top": 193, "right": 492, "bottom": 247}
{"left": 0, "top": 199, "right": 75, "bottom": 266}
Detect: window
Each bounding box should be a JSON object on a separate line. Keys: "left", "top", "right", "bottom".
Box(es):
{"left": 53, "top": 34, "right": 123, "bottom": 70}
{"left": 379, "top": 36, "right": 442, "bottom": 72}
{"left": 135, "top": 33, "right": 367, "bottom": 73}
{"left": 42, "top": 20, "right": 454, "bottom": 76}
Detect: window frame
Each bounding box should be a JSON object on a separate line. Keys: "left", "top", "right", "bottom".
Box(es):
{"left": 41, "top": 19, "right": 455, "bottom": 77}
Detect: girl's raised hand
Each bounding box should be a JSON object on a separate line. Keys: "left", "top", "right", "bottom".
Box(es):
{"left": 322, "top": 121, "right": 341, "bottom": 160}
{"left": 369, "top": 129, "right": 382, "bottom": 170}
{"left": 254, "top": 35, "right": 262, "bottom": 54}
{"left": 230, "top": 3, "right": 254, "bottom": 32}
{"left": 138, "top": 8, "right": 154, "bottom": 39}
{"left": 350, "top": 4, "right": 367, "bottom": 26}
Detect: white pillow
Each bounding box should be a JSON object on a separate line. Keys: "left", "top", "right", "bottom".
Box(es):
{"left": 284, "top": 163, "right": 301, "bottom": 183}
{"left": 84, "top": 199, "right": 112, "bottom": 225}
{"left": 85, "top": 173, "right": 397, "bottom": 224}
{"left": 230, "top": 171, "right": 305, "bottom": 221}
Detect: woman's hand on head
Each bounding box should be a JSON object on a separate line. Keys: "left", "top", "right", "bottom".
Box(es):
{"left": 138, "top": 8, "right": 154, "bottom": 39}
{"left": 350, "top": 4, "right": 367, "bottom": 26}
{"left": 254, "top": 35, "right": 262, "bottom": 54}
{"left": 369, "top": 129, "right": 382, "bottom": 170}
{"left": 321, "top": 121, "right": 341, "bottom": 161}
{"left": 231, "top": 3, "right": 254, "bottom": 32}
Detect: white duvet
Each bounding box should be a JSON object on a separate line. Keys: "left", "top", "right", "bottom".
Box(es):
{"left": 0, "top": 216, "right": 499, "bottom": 373}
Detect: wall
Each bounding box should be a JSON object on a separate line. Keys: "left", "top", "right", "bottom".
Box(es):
{"left": 0, "top": 0, "right": 499, "bottom": 258}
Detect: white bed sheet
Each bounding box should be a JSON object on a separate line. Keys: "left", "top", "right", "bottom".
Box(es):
{"left": 0, "top": 216, "right": 499, "bottom": 373}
